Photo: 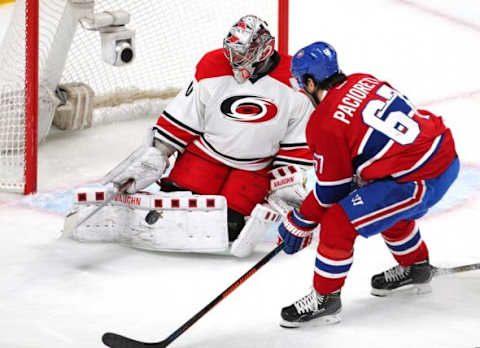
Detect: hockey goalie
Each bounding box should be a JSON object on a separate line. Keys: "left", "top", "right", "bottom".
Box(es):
{"left": 63, "top": 15, "right": 314, "bottom": 257}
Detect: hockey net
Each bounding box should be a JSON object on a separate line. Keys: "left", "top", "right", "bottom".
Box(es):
{"left": 0, "top": 0, "right": 288, "bottom": 193}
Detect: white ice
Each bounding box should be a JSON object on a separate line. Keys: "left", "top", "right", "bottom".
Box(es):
{"left": 1, "top": 1, "right": 480, "bottom": 347}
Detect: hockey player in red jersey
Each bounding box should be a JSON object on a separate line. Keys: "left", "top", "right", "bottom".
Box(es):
{"left": 65, "top": 15, "right": 314, "bottom": 257}
{"left": 277, "top": 41, "right": 459, "bottom": 327}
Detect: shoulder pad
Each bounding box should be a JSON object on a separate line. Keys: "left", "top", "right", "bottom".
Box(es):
{"left": 268, "top": 53, "right": 293, "bottom": 88}
{"left": 195, "top": 48, "right": 233, "bottom": 81}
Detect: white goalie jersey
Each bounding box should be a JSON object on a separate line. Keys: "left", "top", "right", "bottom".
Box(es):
{"left": 154, "top": 49, "right": 315, "bottom": 171}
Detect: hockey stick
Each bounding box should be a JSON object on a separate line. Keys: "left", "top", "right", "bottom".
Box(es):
{"left": 75, "top": 179, "right": 133, "bottom": 228}
{"left": 102, "top": 242, "right": 285, "bottom": 348}
{"left": 433, "top": 262, "right": 480, "bottom": 276}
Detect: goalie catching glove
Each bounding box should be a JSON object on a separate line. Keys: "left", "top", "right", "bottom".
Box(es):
{"left": 278, "top": 208, "right": 318, "bottom": 254}
{"left": 103, "top": 129, "right": 174, "bottom": 193}
{"left": 268, "top": 165, "right": 309, "bottom": 208}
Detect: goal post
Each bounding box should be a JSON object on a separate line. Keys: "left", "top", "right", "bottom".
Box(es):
{"left": 0, "top": 0, "right": 289, "bottom": 194}
{"left": 24, "top": 0, "right": 39, "bottom": 194}
{"left": 278, "top": 0, "right": 289, "bottom": 56}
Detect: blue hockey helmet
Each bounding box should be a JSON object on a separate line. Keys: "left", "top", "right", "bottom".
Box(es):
{"left": 291, "top": 41, "right": 339, "bottom": 89}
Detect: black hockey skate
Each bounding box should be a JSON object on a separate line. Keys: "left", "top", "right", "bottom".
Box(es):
{"left": 280, "top": 289, "right": 341, "bottom": 328}
{"left": 371, "top": 260, "right": 433, "bottom": 297}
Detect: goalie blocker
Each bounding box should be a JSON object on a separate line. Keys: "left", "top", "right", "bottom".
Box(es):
{"left": 64, "top": 187, "right": 283, "bottom": 256}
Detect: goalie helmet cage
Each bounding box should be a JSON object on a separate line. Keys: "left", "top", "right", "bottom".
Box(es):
{"left": 0, "top": 0, "right": 289, "bottom": 194}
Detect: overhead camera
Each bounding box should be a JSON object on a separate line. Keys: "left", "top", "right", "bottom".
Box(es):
{"left": 79, "top": 10, "right": 136, "bottom": 67}
{"left": 100, "top": 26, "right": 135, "bottom": 66}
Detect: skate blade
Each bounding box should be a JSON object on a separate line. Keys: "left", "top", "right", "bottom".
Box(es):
{"left": 371, "top": 283, "right": 432, "bottom": 297}
{"left": 279, "top": 313, "right": 341, "bottom": 328}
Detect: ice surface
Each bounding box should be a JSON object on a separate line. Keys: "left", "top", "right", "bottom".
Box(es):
{"left": 0, "top": 1, "right": 479, "bottom": 347}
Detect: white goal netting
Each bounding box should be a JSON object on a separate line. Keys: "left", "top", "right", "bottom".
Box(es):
{"left": 0, "top": 0, "right": 283, "bottom": 192}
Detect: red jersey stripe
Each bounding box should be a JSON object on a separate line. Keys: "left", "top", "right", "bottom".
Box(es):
{"left": 352, "top": 180, "right": 426, "bottom": 229}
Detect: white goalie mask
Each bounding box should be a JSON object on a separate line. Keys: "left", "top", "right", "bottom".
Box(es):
{"left": 223, "top": 15, "right": 275, "bottom": 83}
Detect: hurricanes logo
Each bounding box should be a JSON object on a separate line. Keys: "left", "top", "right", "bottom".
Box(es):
{"left": 220, "top": 95, "right": 278, "bottom": 123}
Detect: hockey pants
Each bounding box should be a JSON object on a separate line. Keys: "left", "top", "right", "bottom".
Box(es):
{"left": 313, "top": 157, "right": 460, "bottom": 294}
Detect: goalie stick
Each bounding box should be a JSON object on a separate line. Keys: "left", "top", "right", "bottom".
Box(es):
{"left": 102, "top": 243, "right": 285, "bottom": 348}
{"left": 433, "top": 262, "right": 480, "bottom": 276}
{"left": 75, "top": 179, "right": 133, "bottom": 228}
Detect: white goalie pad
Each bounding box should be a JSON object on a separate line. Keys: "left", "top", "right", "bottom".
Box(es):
{"left": 64, "top": 187, "right": 229, "bottom": 253}
{"left": 230, "top": 203, "right": 283, "bottom": 258}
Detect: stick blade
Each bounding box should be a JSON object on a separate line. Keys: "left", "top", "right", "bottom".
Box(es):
{"left": 102, "top": 332, "right": 167, "bottom": 348}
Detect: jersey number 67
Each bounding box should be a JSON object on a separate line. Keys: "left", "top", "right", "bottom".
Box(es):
{"left": 362, "top": 85, "right": 420, "bottom": 145}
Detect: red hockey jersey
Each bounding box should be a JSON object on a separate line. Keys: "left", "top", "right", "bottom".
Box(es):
{"left": 300, "top": 73, "right": 457, "bottom": 221}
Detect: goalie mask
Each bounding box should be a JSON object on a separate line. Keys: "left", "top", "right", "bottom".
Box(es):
{"left": 223, "top": 15, "right": 275, "bottom": 83}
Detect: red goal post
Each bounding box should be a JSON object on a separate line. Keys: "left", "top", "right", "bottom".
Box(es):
{"left": 24, "top": 0, "right": 39, "bottom": 194}
{"left": 0, "top": 0, "right": 289, "bottom": 194}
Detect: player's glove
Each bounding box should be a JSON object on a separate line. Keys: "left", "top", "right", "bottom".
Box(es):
{"left": 278, "top": 208, "right": 318, "bottom": 255}
{"left": 103, "top": 130, "right": 171, "bottom": 194}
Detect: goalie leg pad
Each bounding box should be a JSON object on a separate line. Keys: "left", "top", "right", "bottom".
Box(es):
{"left": 230, "top": 203, "right": 282, "bottom": 258}
{"left": 125, "top": 207, "right": 228, "bottom": 253}
{"left": 63, "top": 204, "right": 130, "bottom": 242}
{"left": 64, "top": 187, "right": 229, "bottom": 253}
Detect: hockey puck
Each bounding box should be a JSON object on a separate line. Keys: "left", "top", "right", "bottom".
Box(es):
{"left": 145, "top": 210, "right": 161, "bottom": 225}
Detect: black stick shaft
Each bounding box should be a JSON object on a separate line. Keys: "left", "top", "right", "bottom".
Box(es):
{"left": 102, "top": 243, "right": 285, "bottom": 348}
{"left": 103, "top": 253, "right": 480, "bottom": 348}
{"left": 433, "top": 262, "right": 480, "bottom": 276}
{"left": 163, "top": 242, "right": 285, "bottom": 346}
